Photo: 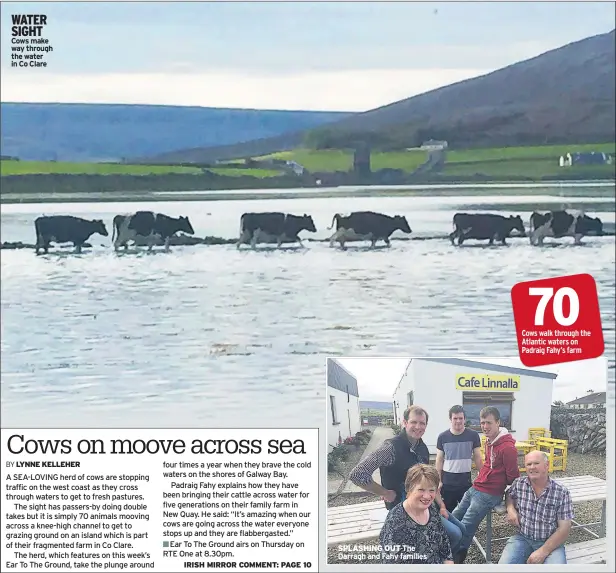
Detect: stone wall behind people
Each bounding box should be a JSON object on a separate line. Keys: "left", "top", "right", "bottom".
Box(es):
{"left": 550, "top": 406, "right": 606, "bottom": 454}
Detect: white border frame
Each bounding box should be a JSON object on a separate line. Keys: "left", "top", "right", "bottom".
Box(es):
{"left": 321, "top": 355, "right": 613, "bottom": 573}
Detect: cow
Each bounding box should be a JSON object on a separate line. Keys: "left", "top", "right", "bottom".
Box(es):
{"left": 236, "top": 212, "right": 317, "bottom": 249}
{"left": 327, "top": 211, "right": 412, "bottom": 248}
{"left": 529, "top": 210, "right": 603, "bottom": 246}
{"left": 112, "top": 211, "right": 195, "bottom": 252}
{"left": 34, "top": 215, "right": 108, "bottom": 254}
{"left": 449, "top": 213, "right": 526, "bottom": 246}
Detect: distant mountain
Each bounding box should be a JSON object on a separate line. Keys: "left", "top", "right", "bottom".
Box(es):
{"left": 308, "top": 29, "right": 616, "bottom": 150}
{"left": 360, "top": 401, "right": 392, "bottom": 412}
{"left": 141, "top": 29, "right": 615, "bottom": 163}
{"left": 0, "top": 103, "right": 351, "bottom": 162}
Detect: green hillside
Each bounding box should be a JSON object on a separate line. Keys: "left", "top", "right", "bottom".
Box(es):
{"left": 138, "top": 30, "right": 616, "bottom": 164}
{"left": 0, "top": 160, "right": 281, "bottom": 178}
{"left": 259, "top": 143, "right": 616, "bottom": 179}
{"left": 2, "top": 143, "right": 614, "bottom": 182}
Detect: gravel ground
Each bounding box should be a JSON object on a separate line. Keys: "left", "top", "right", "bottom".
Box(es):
{"left": 327, "top": 451, "right": 606, "bottom": 564}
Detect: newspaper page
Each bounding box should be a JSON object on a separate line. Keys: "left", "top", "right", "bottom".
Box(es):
{"left": 1, "top": 1, "right": 614, "bottom": 572}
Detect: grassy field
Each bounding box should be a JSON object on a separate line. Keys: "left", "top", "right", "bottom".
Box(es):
{"left": 2, "top": 144, "right": 615, "bottom": 179}
{"left": 1, "top": 144, "right": 614, "bottom": 202}
{"left": 0, "top": 160, "right": 281, "bottom": 178}
{"left": 259, "top": 144, "right": 616, "bottom": 177}
{"left": 445, "top": 143, "right": 616, "bottom": 163}
{"left": 443, "top": 160, "right": 616, "bottom": 178}
{"left": 257, "top": 149, "right": 427, "bottom": 172}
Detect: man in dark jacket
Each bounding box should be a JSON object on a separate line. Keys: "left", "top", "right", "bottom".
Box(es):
{"left": 349, "top": 405, "right": 466, "bottom": 554}
{"left": 451, "top": 406, "right": 520, "bottom": 563}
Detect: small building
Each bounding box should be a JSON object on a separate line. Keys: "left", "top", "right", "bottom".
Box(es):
{"left": 420, "top": 139, "right": 448, "bottom": 151}
{"left": 566, "top": 391, "right": 606, "bottom": 409}
{"left": 392, "top": 358, "right": 558, "bottom": 455}
{"left": 327, "top": 359, "right": 362, "bottom": 450}
{"left": 559, "top": 152, "right": 612, "bottom": 167}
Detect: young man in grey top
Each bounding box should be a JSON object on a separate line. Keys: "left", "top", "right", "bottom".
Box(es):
{"left": 435, "top": 405, "right": 483, "bottom": 512}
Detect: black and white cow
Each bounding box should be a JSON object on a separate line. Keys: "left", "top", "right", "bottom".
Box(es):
{"left": 236, "top": 212, "right": 317, "bottom": 249}
{"left": 449, "top": 213, "right": 526, "bottom": 246}
{"left": 327, "top": 211, "right": 412, "bottom": 248}
{"left": 34, "top": 215, "right": 108, "bottom": 254}
{"left": 529, "top": 210, "right": 603, "bottom": 246}
{"left": 112, "top": 211, "right": 195, "bottom": 252}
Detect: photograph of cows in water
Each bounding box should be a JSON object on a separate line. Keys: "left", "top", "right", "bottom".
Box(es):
{"left": 25, "top": 208, "right": 607, "bottom": 255}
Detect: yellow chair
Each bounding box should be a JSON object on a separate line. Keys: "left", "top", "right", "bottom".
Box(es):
{"left": 535, "top": 437, "right": 568, "bottom": 472}
{"left": 528, "top": 427, "right": 552, "bottom": 446}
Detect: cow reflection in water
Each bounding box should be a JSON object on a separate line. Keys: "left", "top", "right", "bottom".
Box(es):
{"left": 236, "top": 212, "right": 317, "bottom": 249}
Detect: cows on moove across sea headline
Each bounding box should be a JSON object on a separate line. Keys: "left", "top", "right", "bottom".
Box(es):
{"left": 6, "top": 435, "right": 307, "bottom": 456}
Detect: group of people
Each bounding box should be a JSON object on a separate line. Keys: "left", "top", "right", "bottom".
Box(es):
{"left": 348, "top": 404, "right": 575, "bottom": 564}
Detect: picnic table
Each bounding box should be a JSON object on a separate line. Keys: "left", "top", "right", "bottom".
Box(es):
{"left": 327, "top": 475, "right": 606, "bottom": 564}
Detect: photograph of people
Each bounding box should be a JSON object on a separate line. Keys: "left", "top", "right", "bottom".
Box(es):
{"left": 499, "top": 450, "right": 574, "bottom": 564}
{"left": 349, "top": 405, "right": 466, "bottom": 556}
{"left": 326, "top": 356, "right": 608, "bottom": 566}
{"left": 379, "top": 464, "right": 455, "bottom": 564}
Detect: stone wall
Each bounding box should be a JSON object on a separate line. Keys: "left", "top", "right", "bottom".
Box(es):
{"left": 550, "top": 406, "right": 606, "bottom": 454}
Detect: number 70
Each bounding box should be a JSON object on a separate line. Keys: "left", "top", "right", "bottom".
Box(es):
{"left": 529, "top": 287, "right": 580, "bottom": 326}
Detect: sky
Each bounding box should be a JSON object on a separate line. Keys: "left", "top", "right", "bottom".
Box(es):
{"left": 336, "top": 356, "right": 609, "bottom": 405}
{"left": 1, "top": 1, "right": 614, "bottom": 111}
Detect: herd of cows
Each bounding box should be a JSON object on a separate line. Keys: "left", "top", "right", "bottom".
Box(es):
{"left": 30, "top": 209, "right": 606, "bottom": 254}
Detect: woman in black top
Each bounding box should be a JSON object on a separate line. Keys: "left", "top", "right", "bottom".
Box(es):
{"left": 379, "top": 464, "right": 454, "bottom": 564}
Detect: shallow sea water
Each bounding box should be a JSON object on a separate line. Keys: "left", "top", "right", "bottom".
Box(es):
{"left": 1, "top": 191, "right": 614, "bottom": 427}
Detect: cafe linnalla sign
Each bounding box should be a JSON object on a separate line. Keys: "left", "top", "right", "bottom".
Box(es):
{"left": 455, "top": 373, "right": 521, "bottom": 391}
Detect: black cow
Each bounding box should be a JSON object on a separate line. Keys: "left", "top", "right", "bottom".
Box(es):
{"left": 112, "top": 211, "right": 194, "bottom": 252}
{"left": 34, "top": 215, "right": 108, "bottom": 254}
{"left": 327, "top": 211, "right": 412, "bottom": 248}
{"left": 449, "top": 213, "right": 526, "bottom": 246}
{"left": 236, "top": 212, "right": 317, "bottom": 249}
{"left": 529, "top": 210, "right": 603, "bottom": 246}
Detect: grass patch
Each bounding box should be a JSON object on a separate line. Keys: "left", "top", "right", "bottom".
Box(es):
{"left": 443, "top": 159, "right": 615, "bottom": 178}
{"left": 209, "top": 167, "right": 281, "bottom": 177}
{"left": 256, "top": 144, "right": 615, "bottom": 177}
{"left": 0, "top": 160, "right": 205, "bottom": 176}
{"left": 0, "top": 160, "right": 281, "bottom": 178}
{"left": 446, "top": 143, "right": 616, "bottom": 163}
{"left": 3, "top": 143, "right": 614, "bottom": 184}
{"left": 258, "top": 149, "right": 354, "bottom": 171}
{"left": 258, "top": 148, "right": 427, "bottom": 172}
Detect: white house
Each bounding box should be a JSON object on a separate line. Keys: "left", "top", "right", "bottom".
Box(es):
{"left": 327, "top": 358, "right": 362, "bottom": 450}
{"left": 392, "top": 358, "right": 558, "bottom": 455}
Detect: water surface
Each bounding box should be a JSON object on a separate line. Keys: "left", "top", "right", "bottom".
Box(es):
{"left": 2, "top": 192, "right": 614, "bottom": 428}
